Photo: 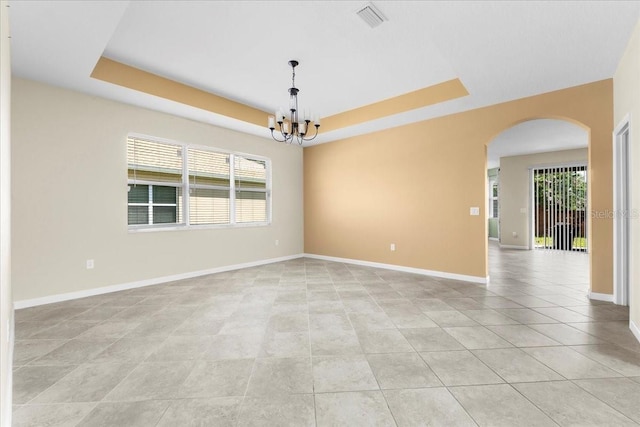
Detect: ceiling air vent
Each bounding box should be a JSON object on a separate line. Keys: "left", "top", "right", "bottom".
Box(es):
{"left": 356, "top": 3, "right": 386, "bottom": 29}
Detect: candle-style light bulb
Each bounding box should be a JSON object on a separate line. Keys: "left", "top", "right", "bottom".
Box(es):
{"left": 268, "top": 116, "right": 275, "bottom": 129}
{"left": 283, "top": 123, "right": 289, "bottom": 134}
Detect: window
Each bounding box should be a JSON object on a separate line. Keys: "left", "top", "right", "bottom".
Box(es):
{"left": 127, "top": 135, "right": 270, "bottom": 230}
{"left": 235, "top": 156, "right": 268, "bottom": 223}
{"left": 489, "top": 179, "right": 499, "bottom": 219}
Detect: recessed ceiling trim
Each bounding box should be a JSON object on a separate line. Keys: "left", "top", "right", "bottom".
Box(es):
{"left": 91, "top": 56, "right": 468, "bottom": 136}
{"left": 90, "top": 56, "right": 270, "bottom": 127}
{"left": 320, "top": 78, "right": 469, "bottom": 133}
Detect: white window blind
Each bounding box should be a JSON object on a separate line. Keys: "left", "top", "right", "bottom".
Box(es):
{"left": 127, "top": 134, "right": 271, "bottom": 230}
{"left": 235, "top": 156, "right": 268, "bottom": 223}
{"left": 188, "top": 148, "right": 231, "bottom": 225}
{"left": 127, "top": 137, "right": 183, "bottom": 226}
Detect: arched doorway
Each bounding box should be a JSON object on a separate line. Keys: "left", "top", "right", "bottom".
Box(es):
{"left": 486, "top": 118, "right": 591, "bottom": 304}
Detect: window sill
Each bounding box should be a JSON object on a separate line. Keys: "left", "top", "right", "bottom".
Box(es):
{"left": 128, "top": 222, "right": 271, "bottom": 233}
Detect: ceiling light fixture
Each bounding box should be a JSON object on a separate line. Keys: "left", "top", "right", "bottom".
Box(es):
{"left": 268, "top": 60, "right": 320, "bottom": 145}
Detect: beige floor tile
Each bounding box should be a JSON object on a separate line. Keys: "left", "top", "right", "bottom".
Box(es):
{"left": 486, "top": 324, "right": 561, "bottom": 347}
{"left": 533, "top": 307, "right": 594, "bottom": 322}
{"left": 312, "top": 354, "right": 378, "bottom": 392}
{"left": 443, "top": 326, "right": 513, "bottom": 349}
{"left": 450, "top": 384, "right": 556, "bottom": 426}
{"left": 205, "top": 333, "right": 264, "bottom": 360}
{"left": 355, "top": 328, "right": 414, "bottom": 353}
{"left": 473, "top": 348, "right": 563, "bottom": 382}
{"left": 32, "top": 363, "right": 137, "bottom": 403}
{"left": 246, "top": 357, "right": 313, "bottom": 396}
{"left": 31, "top": 338, "right": 116, "bottom": 366}
{"left": 315, "top": 391, "right": 395, "bottom": 427}
{"left": 76, "top": 400, "right": 171, "bottom": 427}
{"left": 514, "top": 381, "right": 637, "bottom": 426}
{"left": 90, "top": 336, "right": 163, "bottom": 363}
{"left": 147, "top": 335, "right": 211, "bottom": 361}
{"left": 388, "top": 312, "right": 439, "bottom": 328}
{"left": 259, "top": 331, "right": 310, "bottom": 358}
{"left": 420, "top": 350, "right": 504, "bottom": 386}
{"left": 13, "top": 365, "right": 77, "bottom": 404}
{"left": 347, "top": 312, "right": 397, "bottom": 330}
{"left": 425, "top": 311, "right": 478, "bottom": 327}
{"left": 12, "top": 402, "right": 96, "bottom": 427}
{"left": 310, "top": 329, "right": 363, "bottom": 355}
{"left": 29, "top": 320, "right": 101, "bottom": 340}
{"left": 496, "top": 308, "right": 558, "bottom": 324}
{"left": 12, "top": 339, "right": 67, "bottom": 365}
{"left": 237, "top": 394, "right": 315, "bottom": 427}
{"left": 528, "top": 323, "right": 603, "bottom": 345}
{"left": 522, "top": 346, "right": 623, "bottom": 379}
{"left": 104, "top": 361, "right": 194, "bottom": 401}
{"left": 461, "top": 309, "right": 521, "bottom": 325}
{"left": 367, "top": 352, "right": 441, "bottom": 389}
{"left": 569, "top": 344, "right": 640, "bottom": 376}
{"left": 384, "top": 388, "right": 475, "bottom": 427}
{"left": 157, "top": 397, "right": 242, "bottom": 427}
{"left": 400, "top": 327, "right": 465, "bottom": 351}
{"left": 412, "top": 298, "right": 454, "bottom": 312}
{"left": 574, "top": 378, "right": 640, "bottom": 423}
{"left": 179, "top": 359, "right": 254, "bottom": 398}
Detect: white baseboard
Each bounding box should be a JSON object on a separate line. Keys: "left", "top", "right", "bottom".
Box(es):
{"left": 304, "top": 253, "right": 488, "bottom": 284}
{"left": 631, "top": 320, "right": 640, "bottom": 344}
{"left": 588, "top": 292, "right": 614, "bottom": 302}
{"left": 14, "top": 254, "right": 304, "bottom": 309}
{"left": 499, "top": 244, "right": 529, "bottom": 250}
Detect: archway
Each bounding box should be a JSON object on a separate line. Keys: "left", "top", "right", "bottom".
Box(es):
{"left": 486, "top": 118, "right": 591, "bottom": 304}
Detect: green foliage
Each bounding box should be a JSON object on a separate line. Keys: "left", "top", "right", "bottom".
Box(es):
{"left": 534, "top": 170, "right": 587, "bottom": 211}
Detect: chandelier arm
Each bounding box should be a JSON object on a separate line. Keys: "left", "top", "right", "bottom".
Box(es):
{"left": 270, "top": 128, "right": 288, "bottom": 143}
{"left": 301, "top": 124, "right": 320, "bottom": 141}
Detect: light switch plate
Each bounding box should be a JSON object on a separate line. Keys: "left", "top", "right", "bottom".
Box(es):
{"left": 470, "top": 207, "right": 480, "bottom": 216}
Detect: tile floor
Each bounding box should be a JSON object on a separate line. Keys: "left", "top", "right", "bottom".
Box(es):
{"left": 11, "top": 242, "right": 640, "bottom": 426}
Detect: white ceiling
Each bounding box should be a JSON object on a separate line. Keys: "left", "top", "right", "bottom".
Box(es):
{"left": 487, "top": 119, "right": 588, "bottom": 169}
{"left": 8, "top": 1, "right": 640, "bottom": 149}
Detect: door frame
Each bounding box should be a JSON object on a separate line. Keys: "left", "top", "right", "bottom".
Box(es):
{"left": 613, "top": 114, "right": 631, "bottom": 306}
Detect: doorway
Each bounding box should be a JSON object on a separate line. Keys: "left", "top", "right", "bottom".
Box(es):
{"left": 613, "top": 117, "right": 630, "bottom": 306}
{"left": 532, "top": 164, "right": 588, "bottom": 252}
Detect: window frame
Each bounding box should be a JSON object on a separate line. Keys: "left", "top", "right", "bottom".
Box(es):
{"left": 127, "top": 133, "right": 272, "bottom": 232}
{"left": 489, "top": 178, "right": 499, "bottom": 219}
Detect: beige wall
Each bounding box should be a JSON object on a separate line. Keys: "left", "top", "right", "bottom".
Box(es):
{"left": 614, "top": 19, "right": 640, "bottom": 332}
{"left": 499, "top": 148, "right": 588, "bottom": 248}
{"left": 305, "top": 80, "right": 613, "bottom": 293}
{"left": 0, "top": 1, "right": 12, "bottom": 424}
{"left": 11, "top": 78, "right": 304, "bottom": 302}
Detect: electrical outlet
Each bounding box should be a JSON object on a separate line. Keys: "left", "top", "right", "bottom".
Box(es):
{"left": 275, "top": 239, "right": 279, "bottom": 246}
{"left": 86, "top": 259, "right": 94, "bottom": 269}
{"left": 512, "top": 232, "right": 517, "bottom": 238}
{"left": 470, "top": 207, "right": 480, "bottom": 216}
{"left": 390, "top": 243, "right": 396, "bottom": 251}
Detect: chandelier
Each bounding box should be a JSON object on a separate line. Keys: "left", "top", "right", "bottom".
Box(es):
{"left": 268, "top": 60, "right": 320, "bottom": 145}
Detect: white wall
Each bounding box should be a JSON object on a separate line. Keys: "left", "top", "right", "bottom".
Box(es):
{"left": 11, "top": 78, "right": 304, "bottom": 303}
{"left": 614, "top": 18, "right": 640, "bottom": 337}
{"left": 499, "top": 148, "right": 588, "bottom": 248}
{"left": 0, "top": 1, "right": 12, "bottom": 424}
